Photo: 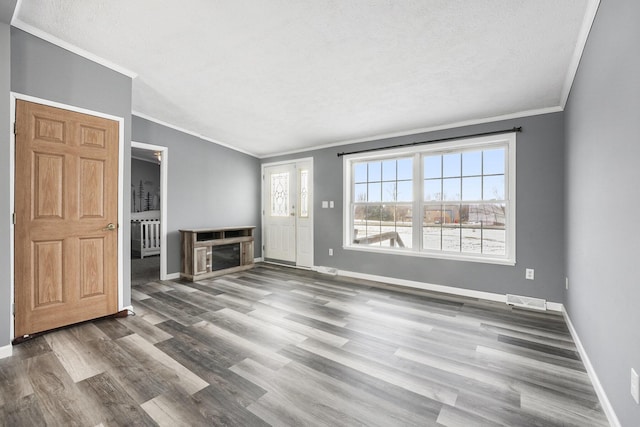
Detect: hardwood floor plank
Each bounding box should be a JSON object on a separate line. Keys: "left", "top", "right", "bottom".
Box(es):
{"left": 437, "top": 404, "right": 503, "bottom": 427}
{"left": 0, "top": 359, "right": 33, "bottom": 406}
{"left": 276, "top": 344, "right": 443, "bottom": 421}
{"left": 0, "top": 394, "right": 47, "bottom": 427}
{"left": 155, "top": 338, "right": 266, "bottom": 408}
{"left": 116, "top": 334, "right": 208, "bottom": 395}
{"left": 203, "top": 307, "right": 307, "bottom": 350}
{"left": 77, "top": 372, "right": 157, "bottom": 426}
{"left": 191, "top": 320, "right": 291, "bottom": 370}
{"left": 298, "top": 338, "right": 458, "bottom": 406}
{"left": 2, "top": 264, "right": 607, "bottom": 426}
{"left": 249, "top": 308, "right": 350, "bottom": 347}
{"left": 116, "top": 314, "right": 173, "bottom": 344}
{"left": 131, "top": 303, "right": 169, "bottom": 325}
{"left": 25, "top": 352, "right": 99, "bottom": 426}
{"left": 92, "top": 317, "right": 135, "bottom": 340}
{"left": 43, "top": 329, "right": 107, "bottom": 383}
{"left": 134, "top": 297, "right": 202, "bottom": 326}
{"left": 6, "top": 336, "right": 51, "bottom": 361}
{"left": 84, "top": 338, "right": 169, "bottom": 404}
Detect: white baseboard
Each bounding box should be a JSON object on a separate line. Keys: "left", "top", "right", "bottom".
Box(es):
{"left": 165, "top": 272, "right": 180, "bottom": 280}
{"left": 0, "top": 344, "right": 12, "bottom": 359}
{"left": 315, "top": 266, "right": 563, "bottom": 312}
{"left": 562, "top": 307, "right": 621, "bottom": 427}
{"left": 254, "top": 257, "right": 264, "bottom": 263}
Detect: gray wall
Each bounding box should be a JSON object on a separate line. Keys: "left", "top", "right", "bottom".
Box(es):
{"left": 565, "top": 0, "right": 640, "bottom": 424}
{"left": 264, "top": 112, "right": 566, "bottom": 303}
{"left": 131, "top": 158, "right": 161, "bottom": 212}
{"left": 10, "top": 28, "right": 133, "bottom": 314}
{"left": 132, "top": 116, "right": 262, "bottom": 275}
{"left": 0, "top": 13, "right": 13, "bottom": 347}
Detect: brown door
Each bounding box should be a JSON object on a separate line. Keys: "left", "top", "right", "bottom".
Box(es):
{"left": 14, "top": 100, "right": 119, "bottom": 338}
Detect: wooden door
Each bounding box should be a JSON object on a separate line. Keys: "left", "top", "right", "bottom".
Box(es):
{"left": 14, "top": 100, "right": 119, "bottom": 338}
{"left": 263, "top": 164, "right": 297, "bottom": 263}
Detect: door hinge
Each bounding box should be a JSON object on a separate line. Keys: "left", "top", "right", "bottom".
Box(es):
{"left": 13, "top": 122, "right": 17, "bottom": 135}
{"left": 12, "top": 212, "right": 16, "bottom": 225}
{"left": 12, "top": 303, "right": 15, "bottom": 316}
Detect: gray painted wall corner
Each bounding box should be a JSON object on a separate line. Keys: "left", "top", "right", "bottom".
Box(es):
{"left": 131, "top": 115, "right": 262, "bottom": 275}
{"left": 564, "top": 0, "right": 640, "bottom": 425}
{"left": 263, "top": 112, "right": 566, "bottom": 304}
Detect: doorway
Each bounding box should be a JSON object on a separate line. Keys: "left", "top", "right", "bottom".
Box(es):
{"left": 262, "top": 158, "right": 313, "bottom": 268}
{"left": 130, "top": 141, "right": 168, "bottom": 283}
{"left": 11, "top": 95, "right": 125, "bottom": 338}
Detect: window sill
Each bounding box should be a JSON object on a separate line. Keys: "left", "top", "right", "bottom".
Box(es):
{"left": 342, "top": 244, "right": 516, "bottom": 266}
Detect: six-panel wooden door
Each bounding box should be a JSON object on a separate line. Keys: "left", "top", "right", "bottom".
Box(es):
{"left": 14, "top": 100, "right": 119, "bottom": 337}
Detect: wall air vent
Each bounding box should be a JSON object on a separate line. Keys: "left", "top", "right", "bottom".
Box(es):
{"left": 506, "top": 294, "right": 547, "bottom": 311}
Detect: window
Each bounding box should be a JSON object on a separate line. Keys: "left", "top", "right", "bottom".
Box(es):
{"left": 343, "top": 133, "right": 516, "bottom": 265}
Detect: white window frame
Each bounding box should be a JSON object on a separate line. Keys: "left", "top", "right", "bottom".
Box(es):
{"left": 343, "top": 133, "right": 516, "bottom": 265}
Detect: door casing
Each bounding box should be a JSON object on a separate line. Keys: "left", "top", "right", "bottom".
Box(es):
{"left": 261, "top": 158, "right": 314, "bottom": 268}
{"left": 9, "top": 92, "right": 126, "bottom": 341}
{"left": 131, "top": 141, "right": 169, "bottom": 280}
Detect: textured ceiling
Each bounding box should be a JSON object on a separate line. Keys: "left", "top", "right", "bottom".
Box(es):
{"left": 13, "top": 0, "right": 596, "bottom": 157}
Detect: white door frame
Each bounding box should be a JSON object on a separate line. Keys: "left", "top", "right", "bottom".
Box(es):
{"left": 261, "top": 157, "right": 314, "bottom": 268}
{"left": 9, "top": 92, "right": 126, "bottom": 344}
{"left": 131, "top": 141, "right": 169, "bottom": 280}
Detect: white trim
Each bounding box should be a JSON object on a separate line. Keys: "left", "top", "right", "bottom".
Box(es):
{"left": 8, "top": 95, "right": 16, "bottom": 347}
{"left": 342, "top": 133, "right": 516, "bottom": 266}
{"left": 336, "top": 267, "right": 505, "bottom": 303}
{"left": 131, "top": 141, "right": 169, "bottom": 281}
{"left": 132, "top": 111, "right": 258, "bottom": 158}
{"left": 263, "top": 106, "right": 561, "bottom": 159}
{"left": 254, "top": 257, "right": 264, "bottom": 263}
{"left": 317, "top": 266, "right": 564, "bottom": 312}
{"left": 165, "top": 272, "right": 181, "bottom": 280}
{"left": 11, "top": 14, "right": 137, "bottom": 79}
{"left": 0, "top": 344, "right": 12, "bottom": 359}
{"left": 559, "top": 0, "right": 601, "bottom": 108}
{"left": 562, "top": 306, "right": 621, "bottom": 427}
{"left": 9, "top": 92, "right": 126, "bottom": 338}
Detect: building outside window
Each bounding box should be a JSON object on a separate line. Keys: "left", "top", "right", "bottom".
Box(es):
{"left": 343, "top": 133, "right": 516, "bottom": 265}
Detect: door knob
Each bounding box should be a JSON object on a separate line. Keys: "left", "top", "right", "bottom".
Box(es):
{"left": 103, "top": 223, "right": 116, "bottom": 231}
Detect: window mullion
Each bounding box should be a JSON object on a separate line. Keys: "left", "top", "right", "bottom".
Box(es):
{"left": 413, "top": 153, "right": 422, "bottom": 251}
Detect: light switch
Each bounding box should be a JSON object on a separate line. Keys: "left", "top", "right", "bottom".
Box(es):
{"left": 322, "top": 201, "right": 328, "bottom": 208}
{"left": 329, "top": 201, "right": 334, "bottom": 208}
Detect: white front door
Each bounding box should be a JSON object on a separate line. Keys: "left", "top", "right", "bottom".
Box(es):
{"left": 263, "top": 160, "right": 314, "bottom": 267}
{"left": 264, "top": 164, "right": 297, "bottom": 263}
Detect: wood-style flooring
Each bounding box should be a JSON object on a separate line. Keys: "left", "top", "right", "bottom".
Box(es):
{"left": 0, "top": 264, "right": 609, "bottom": 426}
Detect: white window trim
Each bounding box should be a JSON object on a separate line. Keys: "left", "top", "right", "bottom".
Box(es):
{"left": 343, "top": 133, "right": 516, "bottom": 266}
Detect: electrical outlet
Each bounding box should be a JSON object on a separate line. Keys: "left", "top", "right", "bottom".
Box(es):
{"left": 632, "top": 368, "right": 639, "bottom": 404}
{"left": 525, "top": 268, "right": 535, "bottom": 280}
{"left": 565, "top": 277, "right": 569, "bottom": 290}
{"left": 329, "top": 201, "right": 335, "bottom": 208}
{"left": 328, "top": 248, "right": 333, "bottom": 256}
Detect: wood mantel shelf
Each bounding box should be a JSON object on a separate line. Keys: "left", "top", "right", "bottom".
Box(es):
{"left": 180, "top": 226, "right": 255, "bottom": 281}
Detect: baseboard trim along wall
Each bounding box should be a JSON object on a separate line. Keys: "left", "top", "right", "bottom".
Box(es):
{"left": 313, "top": 265, "right": 618, "bottom": 424}
{"left": 0, "top": 344, "right": 12, "bottom": 359}
{"left": 315, "top": 266, "right": 563, "bottom": 312}
{"left": 165, "top": 272, "right": 181, "bottom": 280}
{"left": 562, "top": 307, "right": 621, "bottom": 427}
